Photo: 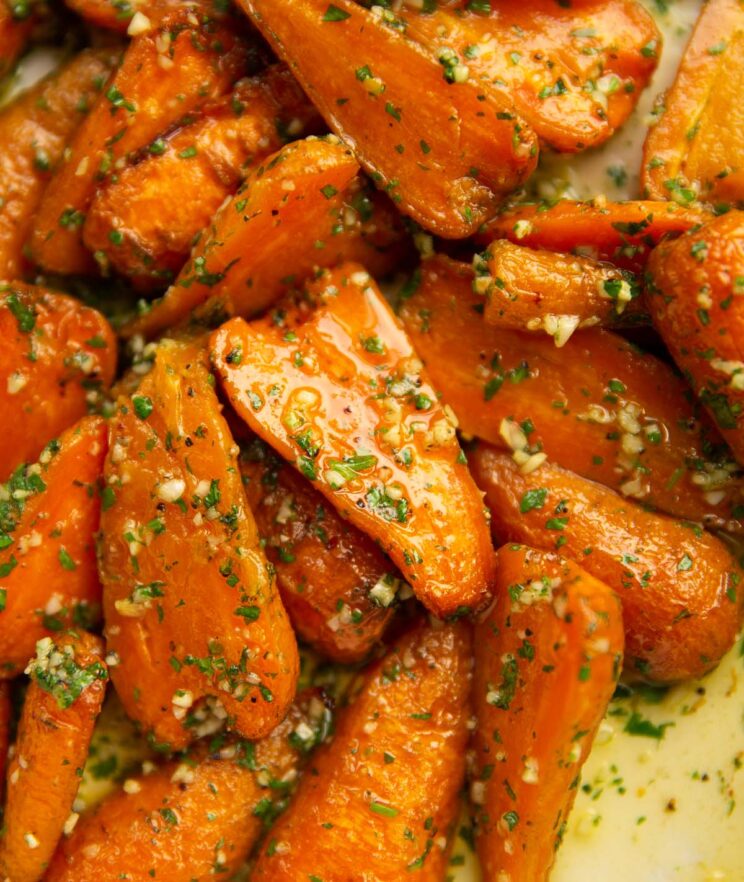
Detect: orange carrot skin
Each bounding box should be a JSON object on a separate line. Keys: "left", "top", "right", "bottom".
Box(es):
{"left": 44, "top": 690, "right": 331, "bottom": 882}
{"left": 642, "top": 0, "right": 744, "bottom": 207}
{"left": 251, "top": 618, "right": 473, "bottom": 881}
{"left": 0, "top": 49, "right": 118, "bottom": 281}
{"left": 0, "top": 283, "right": 116, "bottom": 480}
{"left": 237, "top": 0, "right": 538, "bottom": 238}
{"left": 240, "top": 436, "right": 398, "bottom": 662}
{"left": 211, "top": 264, "right": 496, "bottom": 618}
{"left": 472, "top": 544, "right": 623, "bottom": 882}
{"left": 0, "top": 631, "right": 108, "bottom": 882}
{"left": 100, "top": 338, "right": 299, "bottom": 750}
{"left": 0, "top": 416, "right": 107, "bottom": 678}
{"left": 29, "top": 6, "right": 251, "bottom": 276}
{"left": 470, "top": 445, "right": 742, "bottom": 683}
{"left": 401, "top": 0, "right": 660, "bottom": 153}
{"left": 83, "top": 64, "right": 324, "bottom": 289}
{"left": 398, "top": 255, "right": 744, "bottom": 530}
{"left": 647, "top": 211, "right": 744, "bottom": 463}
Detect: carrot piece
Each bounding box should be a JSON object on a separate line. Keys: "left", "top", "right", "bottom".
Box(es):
{"left": 0, "top": 416, "right": 107, "bottom": 678}
{"left": 99, "top": 337, "right": 298, "bottom": 750}
{"left": 0, "top": 4, "right": 35, "bottom": 79}
{"left": 470, "top": 445, "right": 742, "bottom": 682}
{"left": 44, "top": 690, "right": 331, "bottom": 882}
{"left": 0, "top": 630, "right": 108, "bottom": 882}
{"left": 472, "top": 544, "right": 623, "bottom": 882}
{"left": 647, "top": 211, "right": 744, "bottom": 462}
{"left": 397, "top": 255, "right": 744, "bottom": 529}
{"left": 63, "top": 0, "right": 198, "bottom": 31}
{"left": 251, "top": 618, "right": 472, "bottom": 881}
{"left": 473, "top": 240, "right": 644, "bottom": 342}
{"left": 236, "top": 0, "right": 538, "bottom": 238}
{"left": 121, "top": 138, "right": 409, "bottom": 340}
{"left": 479, "top": 199, "right": 710, "bottom": 272}
{"left": 0, "top": 283, "right": 116, "bottom": 479}
{"left": 83, "top": 64, "right": 324, "bottom": 289}
{"left": 240, "top": 435, "right": 398, "bottom": 662}
{"left": 211, "top": 265, "right": 496, "bottom": 618}
{"left": 400, "top": 0, "right": 660, "bottom": 153}
{"left": 642, "top": 0, "right": 744, "bottom": 207}
{"left": 28, "top": 7, "right": 251, "bottom": 276}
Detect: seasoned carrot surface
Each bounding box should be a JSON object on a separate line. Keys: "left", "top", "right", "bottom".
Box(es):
{"left": 63, "top": 0, "right": 197, "bottom": 31}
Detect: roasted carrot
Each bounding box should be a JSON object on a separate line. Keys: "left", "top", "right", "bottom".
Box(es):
{"left": 237, "top": 0, "right": 538, "bottom": 238}
{"left": 63, "top": 0, "right": 203, "bottom": 32}
{"left": 642, "top": 0, "right": 744, "bottom": 207}
{"left": 0, "top": 2, "right": 36, "bottom": 79}
{"left": 99, "top": 337, "right": 299, "bottom": 750}
{"left": 0, "top": 416, "right": 107, "bottom": 678}
{"left": 0, "top": 283, "right": 116, "bottom": 479}
{"left": 251, "top": 618, "right": 472, "bottom": 881}
{"left": 211, "top": 264, "right": 496, "bottom": 618}
{"left": 240, "top": 435, "right": 399, "bottom": 662}
{"left": 398, "top": 255, "right": 744, "bottom": 529}
{"left": 0, "top": 682, "right": 10, "bottom": 795}
{"left": 44, "top": 690, "right": 331, "bottom": 882}
{"left": 400, "top": 0, "right": 660, "bottom": 153}
{"left": 29, "top": 6, "right": 251, "bottom": 276}
{"left": 0, "top": 631, "right": 108, "bottom": 882}
{"left": 472, "top": 544, "right": 623, "bottom": 882}
{"left": 470, "top": 445, "right": 742, "bottom": 682}
{"left": 83, "top": 64, "right": 324, "bottom": 289}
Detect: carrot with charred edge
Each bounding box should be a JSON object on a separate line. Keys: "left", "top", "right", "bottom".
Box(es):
{"left": 647, "top": 211, "right": 744, "bottom": 463}
{"left": 240, "top": 436, "right": 398, "bottom": 663}
{"left": 237, "top": 0, "right": 538, "bottom": 238}
{"left": 100, "top": 337, "right": 298, "bottom": 749}
{"left": 479, "top": 200, "right": 710, "bottom": 272}
{"left": 0, "top": 631, "right": 108, "bottom": 882}
{"left": 473, "top": 240, "right": 644, "bottom": 342}
{"left": 642, "top": 0, "right": 744, "bottom": 206}
{"left": 0, "top": 3, "right": 35, "bottom": 79}
{"left": 470, "top": 445, "right": 742, "bottom": 683}
{"left": 398, "top": 255, "right": 744, "bottom": 530}
{"left": 472, "top": 544, "right": 623, "bottom": 882}
{"left": 251, "top": 618, "right": 472, "bottom": 881}
{"left": 84, "top": 65, "right": 324, "bottom": 289}
{"left": 44, "top": 690, "right": 331, "bottom": 882}
{"left": 0, "top": 283, "right": 116, "bottom": 479}
{"left": 401, "top": 0, "right": 660, "bottom": 153}
{"left": 0, "top": 416, "right": 107, "bottom": 678}
{"left": 29, "top": 7, "right": 251, "bottom": 277}
{"left": 211, "top": 265, "right": 496, "bottom": 618}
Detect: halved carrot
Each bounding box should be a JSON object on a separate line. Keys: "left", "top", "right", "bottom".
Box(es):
{"left": 240, "top": 435, "right": 398, "bottom": 662}
{"left": 642, "top": 0, "right": 744, "bottom": 207}
{"left": 0, "top": 630, "right": 108, "bottom": 882}
{"left": 29, "top": 6, "right": 250, "bottom": 276}
{"left": 400, "top": 0, "right": 660, "bottom": 153}
{"left": 472, "top": 544, "right": 623, "bottom": 882}
{"left": 250, "top": 618, "right": 472, "bottom": 881}
{"left": 470, "top": 445, "right": 742, "bottom": 682}
{"left": 44, "top": 690, "right": 331, "bottom": 882}
{"left": 0, "top": 283, "right": 116, "bottom": 479}
{"left": 0, "top": 416, "right": 107, "bottom": 678}
{"left": 236, "top": 0, "right": 538, "bottom": 237}
{"left": 99, "top": 337, "right": 298, "bottom": 750}
{"left": 211, "top": 264, "right": 496, "bottom": 618}
{"left": 397, "top": 255, "right": 744, "bottom": 529}
{"left": 83, "top": 64, "right": 324, "bottom": 289}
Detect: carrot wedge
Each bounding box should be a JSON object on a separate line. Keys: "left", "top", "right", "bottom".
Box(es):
{"left": 470, "top": 445, "right": 742, "bottom": 682}
{"left": 472, "top": 544, "right": 623, "bottom": 882}
{"left": 0, "top": 631, "right": 108, "bottom": 882}
{"left": 211, "top": 265, "right": 496, "bottom": 618}
{"left": 0, "top": 283, "right": 116, "bottom": 479}
{"left": 236, "top": 0, "right": 538, "bottom": 237}
{"left": 642, "top": 0, "right": 744, "bottom": 207}
{"left": 99, "top": 337, "right": 298, "bottom": 750}
{"left": 397, "top": 255, "right": 744, "bottom": 529}
{"left": 250, "top": 618, "right": 472, "bottom": 881}
{"left": 0, "top": 416, "right": 107, "bottom": 678}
